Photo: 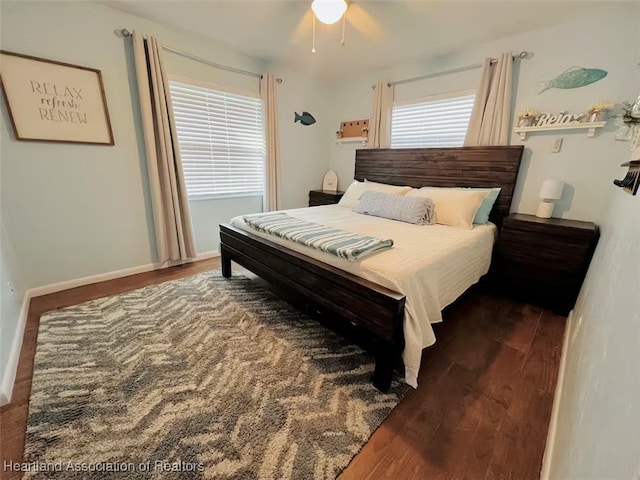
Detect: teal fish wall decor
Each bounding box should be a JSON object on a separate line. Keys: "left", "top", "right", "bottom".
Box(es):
{"left": 294, "top": 111, "right": 316, "bottom": 126}
{"left": 539, "top": 67, "right": 607, "bottom": 94}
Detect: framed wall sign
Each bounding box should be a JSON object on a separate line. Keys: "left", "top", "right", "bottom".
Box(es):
{"left": 0, "top": 50, "right": 114, "bottom": 145}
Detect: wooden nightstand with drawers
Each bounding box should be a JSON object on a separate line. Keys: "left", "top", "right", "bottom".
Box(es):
{"left": 495, "top": 213, "right": 599, "bottom": 316}
{"left": 308, "top": 190, "right": 345, "bottom": 207}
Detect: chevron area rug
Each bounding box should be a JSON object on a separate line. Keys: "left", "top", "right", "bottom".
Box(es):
{"left": 23, "top": 271, "right": 407, "bottom": 479}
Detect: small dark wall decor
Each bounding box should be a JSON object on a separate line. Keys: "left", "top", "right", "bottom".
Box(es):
{"left": 0, "top": 50, "right": 114, "bottom": 145}
{"left": 614, "top": 161, "right": 639, "bottom": 196}
{"left": 294, "top": 111, "right": 316, "bottom": 126}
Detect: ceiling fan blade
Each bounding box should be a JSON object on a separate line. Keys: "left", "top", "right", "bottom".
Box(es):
{"left": 291, "top": 9, "right": 314, "bottom": 45}
{"left": 345, "top": 3, "right": 384, "bottom": 41}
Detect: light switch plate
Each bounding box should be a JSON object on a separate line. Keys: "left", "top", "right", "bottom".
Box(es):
{"left": 552, "top": 137, "right": 563, "bottom": 153}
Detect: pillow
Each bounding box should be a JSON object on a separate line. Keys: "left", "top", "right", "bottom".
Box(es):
{"left": 410, "top": 186, "right": 501, "bottom": 224}
{"left": 354, "top": 191, "right": 435, "bottom": 225}
{"left": 473, "top": 187, "right": 501, "bottom": 224}
{"left": 338, "top": 180, "right": 412, "bottom": 209}
{"left": 406, "top": 188, "right": 487, "bottom": 229}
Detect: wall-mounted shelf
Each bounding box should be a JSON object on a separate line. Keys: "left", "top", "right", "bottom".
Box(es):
{"left": 336, "top": 118, "right": 369, "bottom": 146}
{"left": 335, "top": 136, "right": 368, "bottom": 146}
{"left": 514, "top": 122, "right": 606, "bottom": 140}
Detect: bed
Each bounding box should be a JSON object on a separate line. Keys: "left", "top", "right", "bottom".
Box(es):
{"left": 219, "top": 146, "right": 524, "bottom": 391}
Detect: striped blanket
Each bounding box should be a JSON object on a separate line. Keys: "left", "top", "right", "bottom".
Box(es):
{"left": 243, "top": 212, "right": 394, "bottom": 261}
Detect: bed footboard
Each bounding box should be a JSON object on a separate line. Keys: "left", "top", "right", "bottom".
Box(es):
{"left": 219, "top": 223, "right": 405, "bottom": 392}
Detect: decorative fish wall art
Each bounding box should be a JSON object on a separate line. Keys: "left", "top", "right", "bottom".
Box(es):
{"left": 538, "top": 66, "right": 608, "bottom": 94}
{"left": 294, "top": 111, "right": 316, "bottom": 126}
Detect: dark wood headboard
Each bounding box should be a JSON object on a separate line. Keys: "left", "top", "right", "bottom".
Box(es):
{"left": 354, "top": 146, "right": 524, "bottom": 227}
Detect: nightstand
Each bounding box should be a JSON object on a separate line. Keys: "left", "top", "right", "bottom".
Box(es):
{"left": 495, "top": 213, "right": 599, "bottom": 316}
{"left": 308, "top": 190, "right": 344, "bottom": 207}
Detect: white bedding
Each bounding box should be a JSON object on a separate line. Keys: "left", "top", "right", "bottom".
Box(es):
{"left": 230, "top": 204, "right": 497, "bottom": 387}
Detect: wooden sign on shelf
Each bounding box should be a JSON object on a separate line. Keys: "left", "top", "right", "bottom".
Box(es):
{"left": 336, "top": 119, "right": 369, "bottom": 140}
{"left": 534, "top": 112, "right": 585, "bottom": 126}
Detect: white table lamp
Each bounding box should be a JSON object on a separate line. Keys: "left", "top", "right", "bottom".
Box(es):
{"left": 536, "top": 179, "right": 564, "bottom": 218}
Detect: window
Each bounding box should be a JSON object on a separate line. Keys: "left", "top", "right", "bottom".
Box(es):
{"left": 169, "top": 79, "right": 265, "bottom": 199}
{"left": 391, "top": 91, "right": 475, "bottom": 148}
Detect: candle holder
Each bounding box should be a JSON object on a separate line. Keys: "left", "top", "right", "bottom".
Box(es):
{"left": 518, "top": 115, "right": 536, "bottom": 127}
{"left": 587, "top": 101, "right": 615, "bottom": 123}
{"left": 516, "top": 108, "right": 540, "bottom": 128}
{"left": 588, "top": 109, "right": 605, "bottom": 123}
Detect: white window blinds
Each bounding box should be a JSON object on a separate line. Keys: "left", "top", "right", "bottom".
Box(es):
{"left": 169, "top": 80, "right": 265, "bottom": 199}
{"left": 391, "top": 92, "right": 475, "bottom": 148}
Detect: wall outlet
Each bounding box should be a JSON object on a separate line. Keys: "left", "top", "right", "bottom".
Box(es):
{"left": 7, "top": 281, "right": 16, "bottom": 299}
{"left": 552, "top": 137, "right": 563, "bottom": 153}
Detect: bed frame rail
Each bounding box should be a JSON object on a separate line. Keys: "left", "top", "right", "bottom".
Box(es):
{"left": 220, "top": 223, "right": 405, "bottom": 391}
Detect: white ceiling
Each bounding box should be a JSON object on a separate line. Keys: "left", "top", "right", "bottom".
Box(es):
{"left": 103, "top": 1, "right": 619, "bottom": 76}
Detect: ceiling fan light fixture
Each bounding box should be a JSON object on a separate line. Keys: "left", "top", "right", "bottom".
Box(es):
{"left": 311, "top": 0, "right": 347, "bottom": 25}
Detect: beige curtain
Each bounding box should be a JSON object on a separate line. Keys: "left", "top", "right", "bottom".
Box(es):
{"left": 368, "top": 81, "right": 394, "bottom": 148}
{"left": 464, "top": 53, "right": 514, "bottom": 146}
{"left": 132, "top": 33, "right": 196, "bottom": 263}
{"left": 260, "top": 73, "right": 282, "bottom": 211}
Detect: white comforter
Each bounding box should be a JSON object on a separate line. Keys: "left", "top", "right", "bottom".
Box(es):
{"left": 230, "top": 205, "right": 496, "bottom": 387}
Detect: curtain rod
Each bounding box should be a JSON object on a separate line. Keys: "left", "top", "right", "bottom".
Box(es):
{"left": 375, "top": 51, "right": 531, "bottom": 89}
{"left": 118, "top": 29, "right": 282, "bottom": 84}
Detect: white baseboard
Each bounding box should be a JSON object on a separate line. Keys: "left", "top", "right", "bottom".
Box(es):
{"left": 28, "top": 262, "right": 159, "bottom": 298}
{"left": 0, "top": 293, "right": 31, "bottom": 406}
{"left": 195, "top": 250, "right": 220, "bottom": 261}
{"left": 28, "top": 250, "right": 219, "bottom": 298}
{"left": 540, "top": 310, "right": 574, "bottom": 480}
{"left": 0, "top": 250, "right": 219, "bottom": 406}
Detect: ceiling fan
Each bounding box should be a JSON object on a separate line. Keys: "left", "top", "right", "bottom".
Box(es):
{"left": 292, "top": 0, "right": 383, "bottom": 53}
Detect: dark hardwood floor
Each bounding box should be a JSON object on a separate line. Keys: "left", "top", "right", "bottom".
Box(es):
{"left": 0, "top": 258, "right": 565, "bottom": 480}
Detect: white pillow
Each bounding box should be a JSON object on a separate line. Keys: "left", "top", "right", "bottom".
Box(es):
{"left": 406, "top": 187, "right": 488, "bottom": 229}
{"left": 338, "top": 180, "right": 412, "bottom": 209}
{"left": 417, "top": 186, "right": 501, "bottom": 224}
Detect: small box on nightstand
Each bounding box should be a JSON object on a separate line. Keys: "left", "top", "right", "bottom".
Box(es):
{"left": 308, "top": 190, "right": 344, "bottom": 207}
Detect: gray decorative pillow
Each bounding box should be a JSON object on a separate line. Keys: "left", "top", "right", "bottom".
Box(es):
{"left": 354, "top": 191, "right": 435, "bottom": 225}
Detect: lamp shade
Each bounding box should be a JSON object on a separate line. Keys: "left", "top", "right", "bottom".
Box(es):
{"left": 539, "top": 179, "right": 565, "bottom": 200}
{"left": 311, "top": 0, "right": 347, "bottom": 24}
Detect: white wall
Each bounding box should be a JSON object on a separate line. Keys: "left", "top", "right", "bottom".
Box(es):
{"left": 547, "top": 184, "right": 640, "bottom": 479}
{"left": 189, "top": 197, "right": 263, "bottom": 253}
{"left": 546, "top": 46, "right": 640, "bottom": 474}
{"left": 267, "top": 63, "right": 332, "bottom": 208}
{"left": 0, "top": 215, "right": 27, "bottom": 403}
{"left": 326, "top": 5, "right": 639, "bottom": 224}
